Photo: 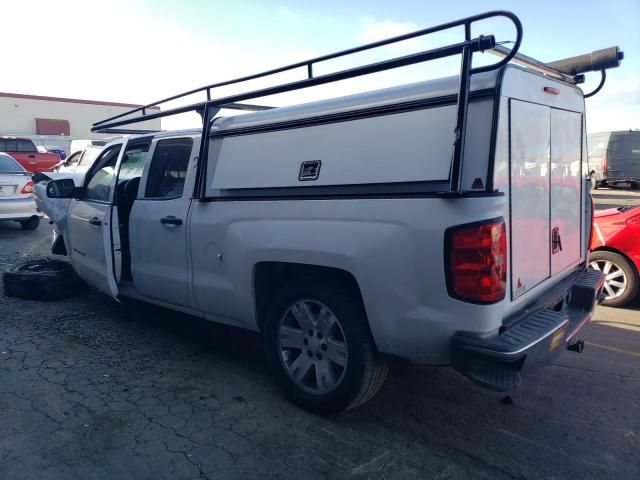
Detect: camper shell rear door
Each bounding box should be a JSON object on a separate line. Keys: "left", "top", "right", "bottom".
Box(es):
{"left": 494, "top": 66, "right": 587, "bottom": 309}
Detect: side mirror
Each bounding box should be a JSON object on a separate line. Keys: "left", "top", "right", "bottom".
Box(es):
{"left": 46, "top": 179, "right": 77, "bottom": 198}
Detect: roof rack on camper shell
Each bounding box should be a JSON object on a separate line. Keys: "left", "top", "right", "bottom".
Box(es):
{"left": 91, "top": 10, "right": 623, "bottom": 195}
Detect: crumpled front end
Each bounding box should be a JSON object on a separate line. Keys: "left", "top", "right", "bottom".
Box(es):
{"left": 32, "top": 172, "right": 84, "bottom": 235}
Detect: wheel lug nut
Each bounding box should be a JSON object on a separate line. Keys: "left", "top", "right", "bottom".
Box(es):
{"left": 321, "top": 344, "right": 327, "bottom": 351}
{"left": 316, "top": 353, "right": 323, "bottom": 360}
{"left": 308, "top": 329, "right": 314, "bottom": 336}
{"left": 317, "top": 332, "right": 323, "bottom": 339}
{"left": 307, "top": 350, "right": 313, "bottom": 357}
{"left": 303, "top": 338, "right": 308, "bottom": 346}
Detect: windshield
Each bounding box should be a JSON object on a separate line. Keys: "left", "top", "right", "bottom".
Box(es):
{"left": 78, "top": 147, "right": 103, "bottom": 167}
{"left": 0, "top": 154, "right": 26, "bottom": 173}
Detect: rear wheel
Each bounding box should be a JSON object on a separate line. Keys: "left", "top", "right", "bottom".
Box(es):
{"left": 19, "top": 216, "right": 40, "bottom": 230}
{"left": 589, "top": 251, "right": 639, "bottom": 307}
{"left": 263, "top": 278, "right": 388, "bottom": 414}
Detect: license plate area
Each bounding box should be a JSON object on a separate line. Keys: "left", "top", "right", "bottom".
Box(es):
{"left": 548, "top": 324, "right": 567, "bottom": 351}
{"left": 0, "top": 185, "right": 17, "bottom": 196}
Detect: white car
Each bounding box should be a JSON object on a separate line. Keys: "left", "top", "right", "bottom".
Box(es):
{"left": 0, "top": 153, "right": 42, "bottom": 230}
{"left": 55, "top": 146, "right": 104, "bottom": 175}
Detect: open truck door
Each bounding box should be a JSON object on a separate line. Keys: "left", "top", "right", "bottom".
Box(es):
{"left": 65, "top": 138, "right": 129, "bottom": 298}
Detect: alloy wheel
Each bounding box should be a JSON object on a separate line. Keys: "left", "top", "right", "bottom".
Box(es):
{"left": 277, "top": 299, "right": 348, "bottom": 395}
{"left": 590, "top": 259, "right": 628, "bottom": 300}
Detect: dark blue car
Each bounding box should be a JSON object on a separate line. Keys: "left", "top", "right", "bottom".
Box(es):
{"left": 43, "top": 146, "right": 67, "bottom": 160}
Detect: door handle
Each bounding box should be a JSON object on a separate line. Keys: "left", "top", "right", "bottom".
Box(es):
{"left": 28, "top": 154, "right": 36, "bottom": 159}
{"left": 88, "top": 217, "right": 102, "bottom": 226}
{"left": 160, "top": 215, "right": 183, "bottom": 226}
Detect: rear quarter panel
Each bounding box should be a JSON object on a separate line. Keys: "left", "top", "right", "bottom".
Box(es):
{"left": 189, "top": 195, "right": 507, "bottom": 364}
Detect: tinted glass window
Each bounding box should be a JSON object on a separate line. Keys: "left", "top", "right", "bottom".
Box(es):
{"left": 0, "top": 139, "right": 18, "bottom": 151}
{"left": 16, "top": 140, "right": 37, "bottom": 152}
{"left": 0, "top": 154, "right": 25, "bottom": 172}
{"left": 85, "top": 146, "right": 121, "bottom": 202}
{"left": 145, "top": 138, "right": 193, "bottom": 198}
{"left": 118, "top": 143, "right": 149, "bottom": 181}
{"left": 609, "top": 133, "right": 640, "bottom": 158}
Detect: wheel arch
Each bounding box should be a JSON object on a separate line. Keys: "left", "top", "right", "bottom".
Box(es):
{"left": 590, "top": 246, "right": 640, "bottom": 278}
{"left": 253, "top": 261, "right": 368, "bottom": 334}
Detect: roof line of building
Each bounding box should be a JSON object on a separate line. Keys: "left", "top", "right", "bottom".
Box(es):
{"left": 0, "top": 91, "right": 161, "bottom": 110}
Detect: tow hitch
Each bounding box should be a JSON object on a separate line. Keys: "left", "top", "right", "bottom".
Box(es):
{"left": 567, "top": 340, "right": 585, "bottom": 353}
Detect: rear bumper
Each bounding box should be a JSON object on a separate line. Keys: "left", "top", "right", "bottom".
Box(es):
{"left": 0, "top": 197, "right": 43, "bottom": 221}
{"left": 599, "top": 177, "right": 640, "bottom": 188}
{"left": 451, "top": 267, "right": 605, "bottom": 391}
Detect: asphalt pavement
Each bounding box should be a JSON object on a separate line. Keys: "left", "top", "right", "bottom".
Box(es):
{"left": 0, "top": 190, "right": 638, "bottom": 480}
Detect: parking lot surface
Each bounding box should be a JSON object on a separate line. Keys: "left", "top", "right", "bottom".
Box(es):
{"left": 1, "top": 190, "right": 639, "bottom": 479}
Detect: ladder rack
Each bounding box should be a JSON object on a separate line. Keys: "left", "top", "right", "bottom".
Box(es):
{"left": 93, "top": 10, "right": 526, "bottom": 195}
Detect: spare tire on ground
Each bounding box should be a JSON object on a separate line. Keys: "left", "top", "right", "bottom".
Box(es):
{"left": 3, "top": 259, "right": 87, "bottom": 301}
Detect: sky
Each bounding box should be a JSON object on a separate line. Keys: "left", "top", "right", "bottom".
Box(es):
{"left": 2, "top": 0, "right": 638, "bottom": 132}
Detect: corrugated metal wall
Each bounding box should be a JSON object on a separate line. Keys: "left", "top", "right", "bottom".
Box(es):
{"left": 25, "top": 135, "right": 74, "bottom": 153}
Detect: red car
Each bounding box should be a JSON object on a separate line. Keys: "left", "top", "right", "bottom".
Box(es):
{"left": 589, "top": 205, "right": 640, "bottom": 307}
{"left": 0, "top": 136, "right": 60, "bottom": 173}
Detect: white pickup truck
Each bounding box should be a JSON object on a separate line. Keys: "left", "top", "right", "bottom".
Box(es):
{"left": 34, "top": 11, "right": 621, "bottom": 413}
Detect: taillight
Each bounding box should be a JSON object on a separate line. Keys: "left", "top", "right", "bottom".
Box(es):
{"left": 602, "top": 152, "right": 608, "bottom": 175}
{"left": 446, "top": 218, "right": 507, "bottom": 303}
{"left": 21, "top": 181, "right": 34, "bottom": 194}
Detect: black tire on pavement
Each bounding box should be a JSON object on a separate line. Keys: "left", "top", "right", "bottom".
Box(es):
{"left": 263, "top": 277, "right": 388, "bottom": 414}
{"left": 3, "top": 259, "right": 87, "bottom": 301}
{"left": 589, "top": 251, "right": 639, "bottom": 307}
{"left": 19, "top": 216, "right": 40, "bottom": 230}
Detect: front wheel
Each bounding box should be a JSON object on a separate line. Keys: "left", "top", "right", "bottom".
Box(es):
{"left": 589, "top": 251, "right": 639, "bottom": 307}
{"left": 264, "top": 278, "right": 388, "bottom": 414}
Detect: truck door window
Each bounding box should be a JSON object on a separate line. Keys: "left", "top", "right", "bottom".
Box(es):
{"left": 0, "top": 139, "right": 17, "bottom": 151}
{"left": 84, "top": 146, "right": 121, "bottom": 202}
{"left": 144, "top": 138, "right": 193, "bottom": 199}
{"left": 119, "top": 143, "right": 149, "bottom": 181}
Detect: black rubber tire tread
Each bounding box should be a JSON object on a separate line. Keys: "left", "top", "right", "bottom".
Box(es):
{"left": 348, "top": 340, "right": 389, "bottom": 410}
{"left": 589, "top": 250, "right": 639, "bottom": 307}
{"left": 264, "top": 277, "right": 388, "bottom": 414}
{"left": 3, "top": 259, "right": 87, "bottom": 301}
{"left": 20, "top": 217, "right": 40, "bottom": 230}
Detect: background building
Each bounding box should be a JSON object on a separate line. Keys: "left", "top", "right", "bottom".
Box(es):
{"left": 0, "top": 92, "right": 161, "bottom": 153}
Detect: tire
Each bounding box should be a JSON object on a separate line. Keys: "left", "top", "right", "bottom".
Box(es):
{"left": 3, "top": 259, "right": 87, "bottom": 301}
{"left": 589, "top": 251, "right": 639, "bottom": 307}
{"left": 20, "top": 216, "right": 40, "bottom": 230}
{"left": 263, "top": 278, "right": 388, "bottom": 414}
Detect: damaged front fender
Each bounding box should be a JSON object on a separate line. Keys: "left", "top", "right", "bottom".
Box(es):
{"left": 33, "top": 172, "right": 85, "bottom": 234}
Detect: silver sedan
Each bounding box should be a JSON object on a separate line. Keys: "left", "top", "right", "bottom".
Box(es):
{"left": 0, "top": 152, "right": 43, "bottom": 230}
